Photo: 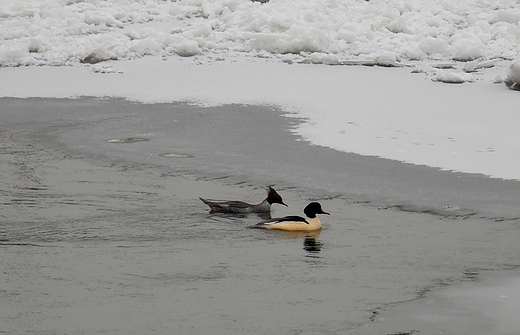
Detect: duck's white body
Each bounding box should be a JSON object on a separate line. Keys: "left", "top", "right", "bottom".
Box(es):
{"left": 255, "top": 202, "right": 329, "bottom": 232}
{"left": 257, "top": 216, "right": 323, "bottom": 231}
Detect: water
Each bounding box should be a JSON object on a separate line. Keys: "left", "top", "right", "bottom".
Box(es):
{"left": 2, "top": 97, "right": 520, "bottom": 335}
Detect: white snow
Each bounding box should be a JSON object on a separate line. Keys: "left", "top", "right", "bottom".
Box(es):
{"left": 1, "top": 0, "right": 520, "bottom": 181}
{"left": 2, "top": 0, "right": 520, "bottom": 68}
{"left": 505, "top": 62, "right": 520, "bottom": 89}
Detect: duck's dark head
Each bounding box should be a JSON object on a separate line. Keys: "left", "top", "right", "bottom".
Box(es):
{"left": 267, "top": 186, "right": 288, "bottom": 207}
{"left": 304, "top": 202, "right": 330, "bottom": 218}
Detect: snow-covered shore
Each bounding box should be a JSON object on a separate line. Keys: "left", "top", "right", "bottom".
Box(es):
{"left": 2, "top": 57, "right": 520, "bottom": 180}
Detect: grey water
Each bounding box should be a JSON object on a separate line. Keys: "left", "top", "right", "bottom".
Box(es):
{"left": 2, "top": 97, "right": 520, "bottom": 335}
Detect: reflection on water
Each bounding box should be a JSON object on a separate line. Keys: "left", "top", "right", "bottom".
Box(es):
{"left": 303, "top": 233, "right": 323, "bottom": 255}
{"left": 264, "top": 230, "right": 323, "bottom": 255}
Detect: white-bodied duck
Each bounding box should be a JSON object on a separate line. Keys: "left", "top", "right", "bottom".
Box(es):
{"left": 200, "top": 186, "right": 287, "bottom": 214}
{"left": 254, "top": 202, "right": 329, "bottom": 231}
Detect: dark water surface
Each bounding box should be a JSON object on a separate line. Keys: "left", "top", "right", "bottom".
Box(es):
{"left": 2, "top": 97, "right": 520, "bottom": 335}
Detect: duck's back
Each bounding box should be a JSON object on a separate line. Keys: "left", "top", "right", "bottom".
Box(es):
{"left": 200, "top": 198, "right": 270, "bottom": 213}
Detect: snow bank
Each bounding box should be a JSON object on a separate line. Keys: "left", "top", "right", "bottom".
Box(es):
{"left": 435, "top": 70, "right": 474, "bottom": 84}
{"left": 505, "top": 62, "right": 520, "bottom": 90}
{"left": 1, "top": 0, "right": 520, "bottom": 81}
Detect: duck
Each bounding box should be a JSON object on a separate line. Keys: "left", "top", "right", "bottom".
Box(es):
{"left": 200, "top": 186, "right": 287, "bottom": 214}
{"left": 254, "top": 202, "right": 329, "bottom": 231}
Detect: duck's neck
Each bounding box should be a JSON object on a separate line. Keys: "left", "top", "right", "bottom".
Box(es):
{"left": 252, "top": 199, "right": 271, "bottom": 212}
